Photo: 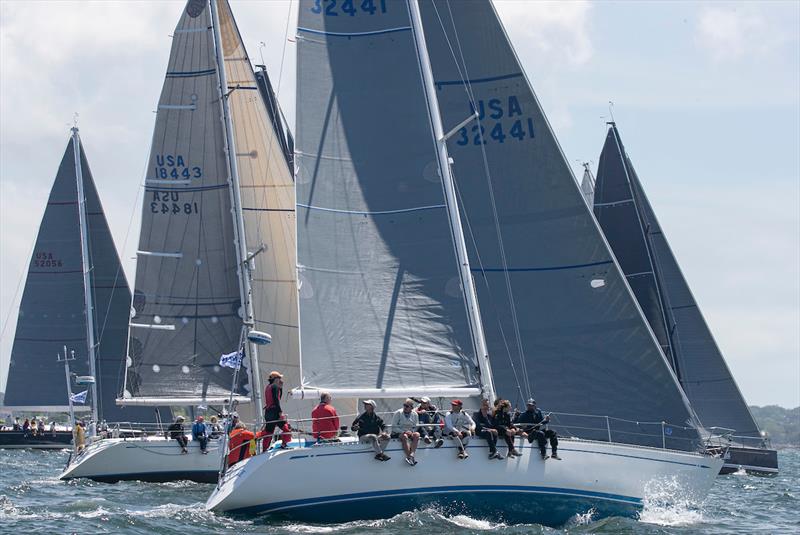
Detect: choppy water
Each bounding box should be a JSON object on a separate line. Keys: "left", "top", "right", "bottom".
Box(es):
{"left": 0, "top": 448, "right": 797, "bottom": 534}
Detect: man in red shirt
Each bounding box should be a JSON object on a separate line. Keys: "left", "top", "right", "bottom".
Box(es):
{"left": 311, "top": 391, "right": 340, "bottom": 441}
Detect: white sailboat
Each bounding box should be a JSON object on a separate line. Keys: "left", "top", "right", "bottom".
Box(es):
{"left": 60, "top": 0, "right": 298, "bottom": 483}
{"left": 206, "top": 0, "right": 722, "bottom": 524}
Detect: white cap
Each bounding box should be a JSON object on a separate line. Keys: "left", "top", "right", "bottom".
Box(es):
{"left": 362, "top": 399, "right": 377, "bottom": 407}
{"left": 420, "top": 397, "right": 431, "bottom": 403}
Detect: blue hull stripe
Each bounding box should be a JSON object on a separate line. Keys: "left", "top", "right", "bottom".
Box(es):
{"left": 286, "top": 443, "right": 711, "bottom": 468}
{"left": 229, "top": 484, "right": 642, "bottom": 516}
{"left": 64, "top": 469, "right": 217, "bottom": 484}
{"left": 297, "top": 26, "right": 411, "bottom": 38}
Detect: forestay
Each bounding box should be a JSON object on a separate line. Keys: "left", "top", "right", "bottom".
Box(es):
{"left": 5, "top": 133, "right": 159, "bottom": 422}
{"left": 594, "top": 124, "right": 761, "bottom": 438}
{"left": 123, "top": 0, "right": 247, "bottom": 404}
{"left": 295, "top": 0, "right": 479, "bottom": 395}
{"left": 217, "top": 0, "right": 301, "bottom": 403}
{"left": 419, "top": 0, "right": 701, "bottom": 450}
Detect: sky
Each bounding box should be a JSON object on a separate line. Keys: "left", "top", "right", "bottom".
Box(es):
{"left": 0, "top": 0, "right": 798, "bottom": 408}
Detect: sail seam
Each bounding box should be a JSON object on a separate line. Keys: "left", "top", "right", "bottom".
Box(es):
{"left": 472, "top": 260, "right": 612, "bottom": 273}
{"left": 144, "top": 184, "right": 228, "bottom": 193}
{"left": 165, "top": 68, "right": 216, "bottom": 78}
{"left": 434, "top": 71, "right": 523, "bottom": 89}
{"left": 594, "top": 198, "right": 634, "bottom": 207}
{"left": 297, "top": 203, "right": 445, "bottom": 215}
{"left": 297, "top": 26, "right": 411, "bottom": 38}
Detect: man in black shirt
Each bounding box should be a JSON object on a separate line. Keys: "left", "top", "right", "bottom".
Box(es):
{"left": 351, "top": 399, "right": 391, "bottom": 461}
{"left": 514, "top": 399, "right": 560, "bottom": 460}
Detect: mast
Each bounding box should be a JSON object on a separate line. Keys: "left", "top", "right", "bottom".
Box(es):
{"left": 209, "top": 0, "right": 263, "bottom": 422}
{"left": 407, "top": 0, "right": 496, "bottom": 402}
{"left": 72, "top": 127, "right": 99, "bottom": 428}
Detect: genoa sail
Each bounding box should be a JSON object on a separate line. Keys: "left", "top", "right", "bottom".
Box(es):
{"left": 593, "top": 123, "right": 762, "bottom": 438}
{"left": 4, "top": 131, "right": 159, "bottom": 422}
{"left": 418, "top": 0, "right": 701, "bottom": 450}
{"left": 295, "top": 0, "right": 480, "bottom": 395}
{"left": 123, "top": 0, "right": 247, "bottom": 404}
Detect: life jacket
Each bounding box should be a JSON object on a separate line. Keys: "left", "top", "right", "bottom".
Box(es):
{"left": 264, "top": 382, "right": 282, "bottom": 411}
{"left": 227, "top": 428, "right": 255, "bottom": 466}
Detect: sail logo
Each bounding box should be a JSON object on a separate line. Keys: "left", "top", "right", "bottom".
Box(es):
{"left": 455, "top": 95, "right": 535, "bottom": 146}
{"left": 33, "top": 252, "right": 63, "bottom": 268}
{"left": 310, "top": 0, "right": 387, "bottom": 16}
{"left": 154, "top": 154, "right": 202, "bottom": 181}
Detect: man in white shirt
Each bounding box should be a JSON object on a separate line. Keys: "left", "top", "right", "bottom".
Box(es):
{"left": 444, "top": 399, "right": 475, "bottom": 459}
{"left": 391, "top": 398, "right": 420, "bottom": 466}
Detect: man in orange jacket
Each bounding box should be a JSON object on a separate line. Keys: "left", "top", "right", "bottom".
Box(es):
{"left": 227, "top": 422, "right": 256, "bottom": 466}
{"left": 311, "top": 391, "right": 340, "bottom": 441}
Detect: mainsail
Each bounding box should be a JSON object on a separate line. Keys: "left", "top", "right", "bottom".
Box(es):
{"left": 4, "top": 130, "right": 157, "bottom": 422}
{"left": 123, "top": 0, "right": 246, "bottom": 404}
{"left": 295, "top": 0, "right": 480, "bottom": 396}
{"left": 593, "top": 124, "right": 762, "bottom": 438}
{"left": 418, "top": 0, "right": 701, "bottom": 450}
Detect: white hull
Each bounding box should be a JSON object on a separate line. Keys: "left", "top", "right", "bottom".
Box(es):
{"left": 59, "top": 436, "right": 221, "bottom": 483}
{"left": 207, "top": 437, "right": 723, "bottom": 525}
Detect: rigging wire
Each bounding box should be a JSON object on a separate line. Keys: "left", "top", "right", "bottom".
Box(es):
{"left": 430, "top": 0, "right": 532, "bottom": 402}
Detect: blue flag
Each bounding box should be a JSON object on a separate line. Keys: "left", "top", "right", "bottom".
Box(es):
{"left": 70, "top": 390, "right": 88, "bottom": 404}
{"left": 219, "top": 349, "right": 244, "bottom": 370}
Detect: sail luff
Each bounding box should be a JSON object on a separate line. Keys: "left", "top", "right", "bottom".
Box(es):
{"left": 209, "top": 0, "right": 263, "bottom": 418}
{"left": 407, "top": 0, "right": 494, "bottom": 401}
{"left": 72, "top": 127, "right": 100, "bottom": 426}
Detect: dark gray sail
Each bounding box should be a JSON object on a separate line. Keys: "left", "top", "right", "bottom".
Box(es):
{"left": 295, "top": 0, "right": 479, "bottom": 393}
{"left": 122, "top": 0, "right": 247, "bottom": 405}
{"left": 594, "top": 124, "right": 761, "bottom": 438}
{"left": 4, "top": 133, "right": 161, "bottom": 422}
{"left": 419, "top": 0, "right": 700, "bottom": 450}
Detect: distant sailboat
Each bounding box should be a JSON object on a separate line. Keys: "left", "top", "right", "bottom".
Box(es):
{"left": 206, "top": 0, "right": 722, "bottom": 524}
{"left": 0, "top": 127, "right": 161, "bottom": 449}
{"left": 592, "top": 122, "right": 778, "bottom": 474}
{"left": 60, "top": 0, "right": 298, "bottom": 482}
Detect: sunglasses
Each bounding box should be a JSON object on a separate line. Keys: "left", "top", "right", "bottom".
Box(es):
{"left": 403, "top": 404, "right": 412, "bottom": 408}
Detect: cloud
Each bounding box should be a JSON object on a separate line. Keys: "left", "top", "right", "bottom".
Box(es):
{"left": 695, "top": 5, "right": 790, "bottom": 62}
{"left": 495, "top": 0, "right": 593, "bottom": 66}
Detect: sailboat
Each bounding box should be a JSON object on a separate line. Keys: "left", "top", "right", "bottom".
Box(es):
{"left": 60, "top": 0, "right": 299, "bottom": 482}
{"left": 206, "top": 0, "right": 722, "bottom": 524}
{"left": 592, "top": 122, "right": 778, "bottom": 475}
{"left": 0, "top": 128, "right": 162, "bottom": 449}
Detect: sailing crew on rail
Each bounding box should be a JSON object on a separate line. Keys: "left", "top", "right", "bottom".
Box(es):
{"left": 494, "top": 399, "right": 524, "bottom": 458}
{"left": 351, "top": 399, "right": 391, "bottom": 461}
{"left": 391, "top": 399, "right": 420, "bottom": 466}
{"left": 417, "top": 397, "right": 444, "bottom": 448}
{"left": 192, "top": 415, "right": 209, "bottom": 454}
{"left": 444, "top": 399, "right": 475, "bottom": 459}
{"left": 311, "top": 391, "right": 340, "bottom": 442}
{"left": 474, "top": 398, "right": 503, "bottom": 459}
{"left": 167, "top": 415, "right": 189, "bottom": 454}
{"left": 263, "top": 371, "right": 284, "bottom": 448}
{"left": 514, "top": 399, "right": 560, "bottom": 460}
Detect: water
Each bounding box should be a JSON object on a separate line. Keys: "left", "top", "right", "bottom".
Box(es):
{"left": 0, "top": 449, "right": 797, "bottom": 534}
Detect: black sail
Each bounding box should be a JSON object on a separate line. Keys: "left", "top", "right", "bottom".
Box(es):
{"left": 594, "top": 124, "right": 761, "bottom": 438}
{"left": 419, "top": 0, "right": 700, "bottom": 450}
{"left": 5, "top": 133, "right": 161, "bottom": 422}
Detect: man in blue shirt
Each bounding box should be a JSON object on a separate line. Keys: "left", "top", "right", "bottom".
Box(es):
{"left": 192, "top": 415, "right": 209, "bottom": 454}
